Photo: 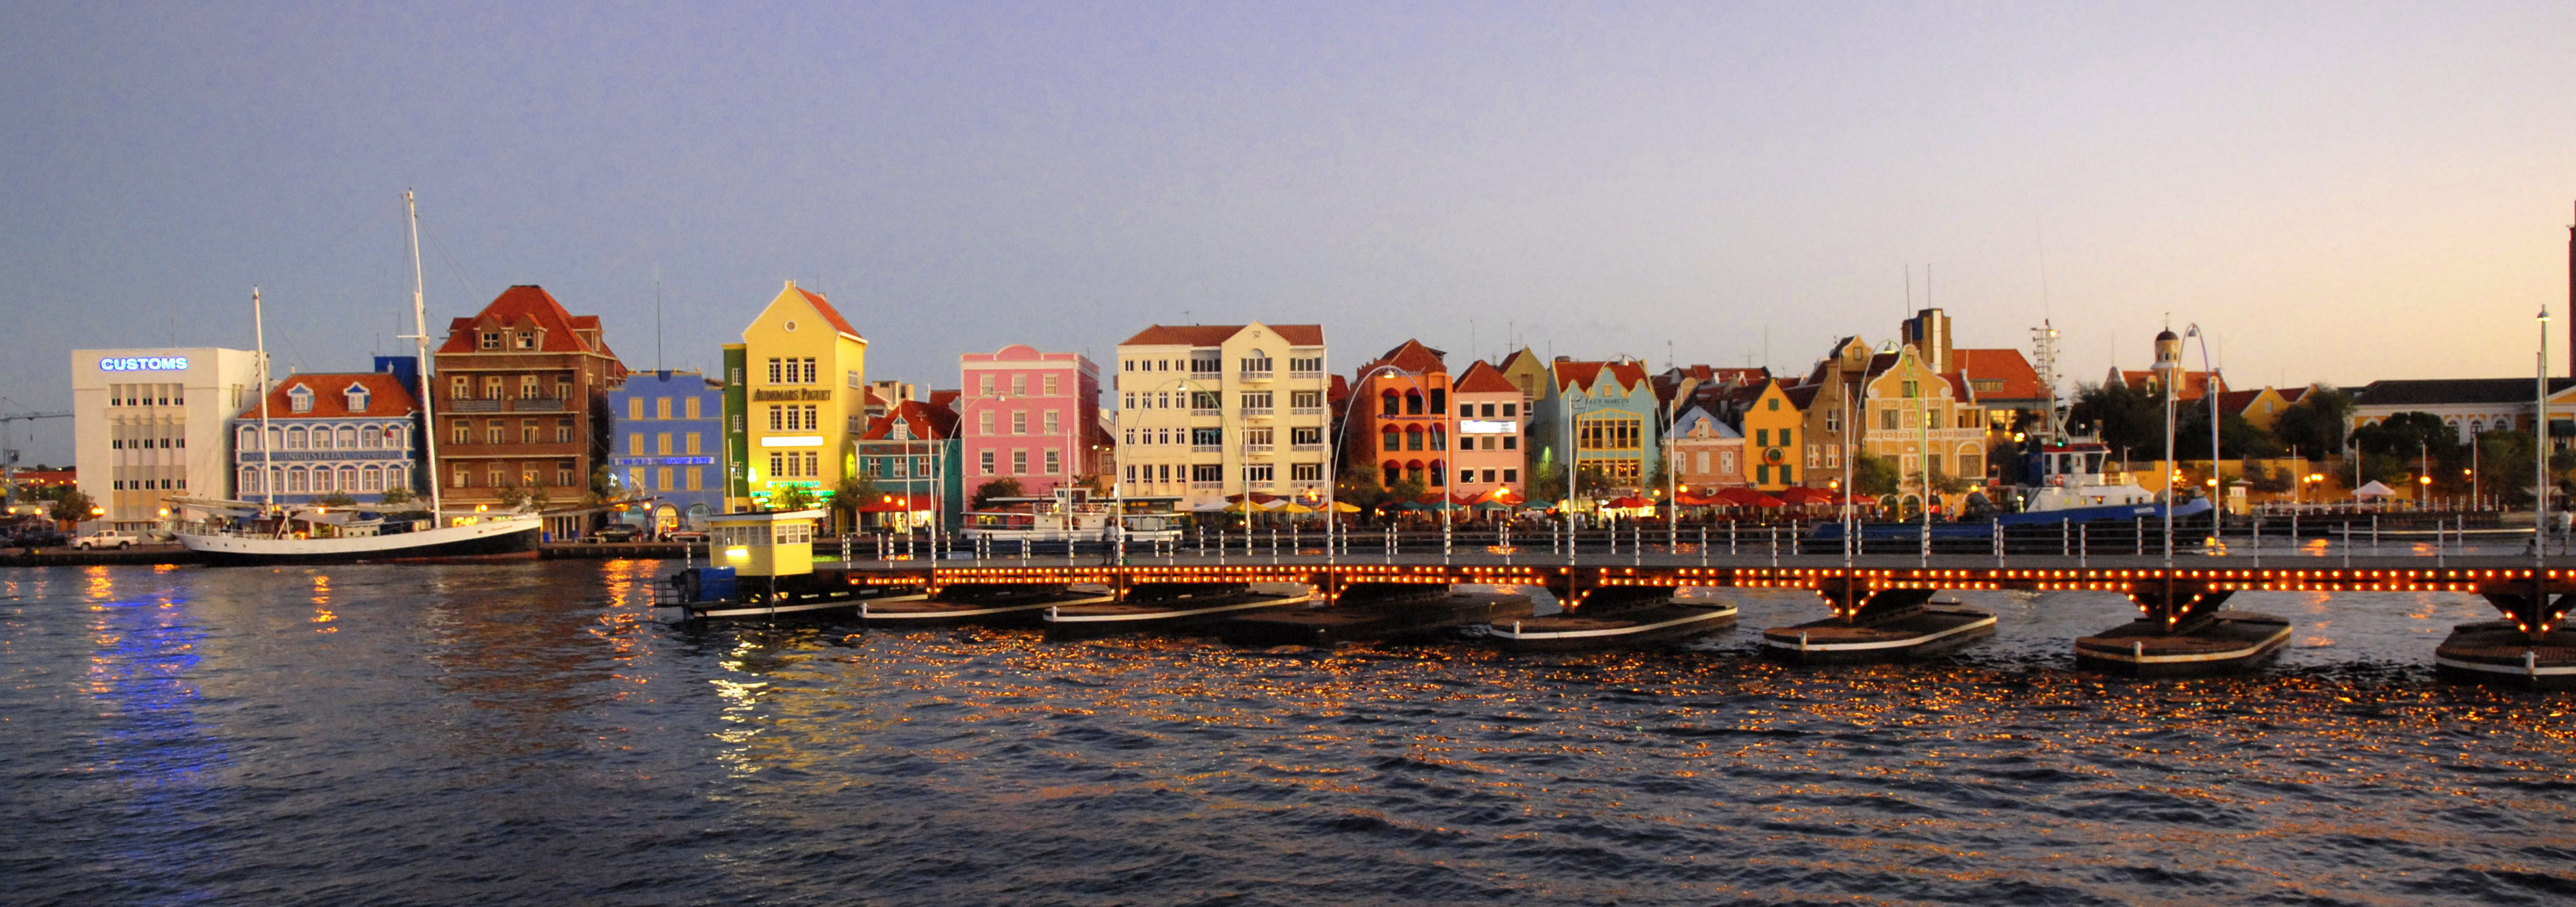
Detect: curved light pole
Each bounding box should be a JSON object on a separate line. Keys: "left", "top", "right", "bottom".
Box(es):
{"left": 2185, "top": 324, "right": 2220, "bottom": 528}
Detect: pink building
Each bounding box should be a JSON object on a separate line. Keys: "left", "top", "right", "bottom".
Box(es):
{"left": 958, "top": 344, "right": 1105, "bottom": 496}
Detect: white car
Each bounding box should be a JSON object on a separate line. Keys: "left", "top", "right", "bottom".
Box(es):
{"left": 74, "top": 529, "right": 140, "bottom": 550}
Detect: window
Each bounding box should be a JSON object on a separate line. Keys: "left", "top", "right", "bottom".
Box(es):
{"left": 656, "top": 433, "right": 672, "bottom": 455}
{"left": 1193, "top": 427, "right": 1223, "bottom": 447}
{"left": 1576, "top": 415, "right": 1643, "bottom": 451}
{"left": 979, "top": 375, "right": 996, "bottom": 396}
{"left": 1382, "top": 427, "right": 1400, "bottom": 452}
{"left": 1901, "top": 380, "right": 1919, "bottom": 398}
{"left": 1504, "top": 469, "right": 1518, "bottom": 482}
{"left": 360, "top": 426, "right": 381, "bottom": 449}
{"left": 1503, "top": 403, "right": 1517, "bottom": 417}
{"left": 686, "top": 468, "right": 704, "bottom": 490}
{"left": 1289, "top": 356, "right": 1322, "bottom": 374}
{"left": 801, "top": 358, "right": 816, "bottom": 383}
{"left": 454, "top": 421, "right": 471, "bottom": 444}
{"left": 1292, "top": 391, "right": 1321, "bottom": 410}
{"left": 1502, "top": 436, "right": 1516, "bottom": 450}
{"left": 1881, "top": 409, "right": 1899, "bottom": 430}
{"left": 450, "top": 376, "right": 469, "bottom": 399}
{"left": 479, "top": 331, "right": 501, "bottom": 350}
{"left": 483, "top": 376, "right": 504, "bottom": 399}
{"left": 1124, "top": 429, "right": 1136, "bottom": 445}
{"left": 1042, "top": 374, "right": 1059, "bottom": 396}
{"left": 520, "top": 376, "right": 539, "bottom": 399}
{"left": 767, "top": 358, "right": 782, "bottom": 384}
{"left": 454, "top": 466, "right": 469, "bottom": 488}
{"left": 1292, "top": 462, "right": 1322, "bottom": 481}
{"left": 1756, "top": 464, "right": 1769, "bottom": 484}
{"left": 979, "top": 450, "right": 995, "bottom": 475}
{"left": 685, "top": 397, "right": 701, "bottom": 419}
{"left": 1428, "top": 427, "right": 1446, "bottom": 451}
{"left": 288, "top": 386, "right": 313, "bottom": 412}
{"left": 556, "top": 419, "right": 572, "bottom": 443}
{"left": 1291, "top": 426, "right": 1322, "bottom": 445}
{"left": 1780, "top": 464, "right": 1794, "bottom": 484}
{"left": 554, "top": 380, "right": 570, "bottom": 399}
{"left": 1241, "top": 353, "right": 1274, "bottom": 375}
{"left": 1241, "top": 391, "right": 1273, "bottom": 412}
{"left": 1044, "top": 449, "right": 1061, "bottom": 475}
{"left": 1381, "top": 392, "right": 1400, "bottom": 417}
{"left": 285, "top": 427, "right": 308, "bottom": 450}
{"left": 521, "top": 421, "right": 538, "bottom": 443}
{"left": 346, "top": 386, "right": 370, "bottom": 412}
{"left": 629, "top": 398, "right": 645, "bottom": 420}
{"left": 769, "top": 406, "right": 785, "bottom": 431}
{"left": 1779, "top": 429, "right": 1792, "bottom": 448}
{"left": 1405, "top": 426, "right": 1424, "bottom": 451}
{"left": 686, "top": 433, "right": 702, "bottom": 455}
{"left": 487, "top": 421, "right": 505, "bottom": 444}
{"left": 1429, "top": 389, "right": 1445, "bottom": 412}
{"left": 1767, "top": 397, "right": 1779, "bottom": 411}
{"left": 1246, "top": 464, "right": 1275, "bottom": 483}
{"left": 1825, "top": 409, "right": 1842, "bottom": 432}
{"left": 1012, "top": 375, "right": 1028, "bottom": 397}
{"left": 1755, "top": 429, "right": 1768, "bottom": 447}
{"left": 1044, "top": 411, "right": 1061, "bottom": 434}
{"left": 1404, "top": 391, "right": 1423, "bottom": 415}
{"left": 1191, "top": 355, "right": 1220, "bottom": 374}
{"left": 1192, "top": 391, "right": 1220, "bottom": 410}
{"left": 1012, "top": 411, "right": 1028, "bottom": 435}
{"left": 1012, "top": 450, "right": 1029, "bottom": 475}
{"left": 515, "top": 332, "right": 537, "bottom": 350}
{"left": 979, "top": 412, "right": 995, "bottom": 435}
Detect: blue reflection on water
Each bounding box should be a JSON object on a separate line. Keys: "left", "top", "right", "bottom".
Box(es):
{"left": 84, "top": 580, "right": 228, "bottom": 906}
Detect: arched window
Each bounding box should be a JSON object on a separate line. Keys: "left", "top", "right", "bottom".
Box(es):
{"left": 1405, "top": 391, "right": 1424, "bottom": 416}
{"left": 1428, "top": 460, "right": 1446, "bottom": 487}
{"left": 339, "top": 466, "right": 359, "bottom": 492}
{"left": 384, "top": 465, "right": 405, "bottom": 492}
{"left": 1405, "top": 461, "right": 1425, "bottom": 485}
{"left": 338, "top": 427, "right": 359, "bottom": 449}
{"left": 268, "top": 466, "right": 283, "bottom": 495}
{"left": 285, "top": 427, "right": 308, "bottom": 450}
{"left": 1428, "top": 427, "right": 1447, "bottom": 451}
{"left": 237, "top": 425, "right": 258, "bottom": 451}
{"left": 1380, "top": 390, "right": 1400, "bottom": 417}
{"left": 268, "top": 426, "right": 283, "bottom": 451}
{"left": 1382, "top": 426, "right": 1401, "bottom": 453}
{"left": 239, "top": 466, "right": 259, "bottom": 495}
{"left": 1405, "top": 425, "right": 1424, "bottom": 451}
{"left": 287, "top": 467, "right": 309, "bottom": 492}
{"left": 1382, "top": 460, "right": 1400, "bottom": 487}
{"left": 362, "top": 465, "right": 383, "bottom": 492}
{"left": 361, "top": 425, "right": 381, "bottom": 449}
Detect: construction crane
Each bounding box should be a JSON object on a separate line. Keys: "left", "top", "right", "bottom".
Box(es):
{"left": 1, "top": 410, "right": 72, "bottom": 507}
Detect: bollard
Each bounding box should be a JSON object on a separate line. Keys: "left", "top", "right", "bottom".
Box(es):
{"left": 2078, "top": 523, "right": 2088, "bottom": 568}
{"left": 1771, "top": 524, "right": 1780, "bottom": 568}
{"left": 1701, "top": 525, "right": 1710, "bottom": 567}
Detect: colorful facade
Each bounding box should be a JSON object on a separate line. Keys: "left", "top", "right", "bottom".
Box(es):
{"left": 1531, "top": 359, "right": 1660, "bottom": 492}
{"left": 1450, "top": 360, "right": 1525, "bottom": 499}
{"left": 959, "top": 343, "right": 1105, "bottom": 498}
{"left": 1353, "top": 340, "right": 1453, "bottom": 495}
{"left": 230, "top": 363, "right": 422, "bottom": 508}
{"left": 731, "top": 280, "right": 867, "bottom": 511}
{"left": 1863, "top": 343, "right": 1989, "bottom": 507}
{"left": 1734, "top": 379, "right": 1805, "bottom": 490}
{"left": 606, "top": 369, "right": 725, "bottom": 531}
{"left": 430, "top": 285, "right": 628, "bottom": 539}
{"left": 1666, "top": 404, "right": 1744, "bottom": 492}
{"left": 856, "top": 399, "right": 963, "bottom": 531}
{"left": 1113, "top": 323, "right": 1330, "bottom": 509}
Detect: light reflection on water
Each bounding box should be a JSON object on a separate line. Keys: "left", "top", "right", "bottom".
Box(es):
{"left": 3, "top": 561, "right": 2572, "bottom": 906}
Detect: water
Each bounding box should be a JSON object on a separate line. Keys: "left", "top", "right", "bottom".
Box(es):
{"left": 5, "top": 562, "right": 2573, "bottom": 906}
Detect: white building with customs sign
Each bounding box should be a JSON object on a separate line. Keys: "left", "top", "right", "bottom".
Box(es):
{"left": 71, "top": 347, "right": 263, "bottom": 529}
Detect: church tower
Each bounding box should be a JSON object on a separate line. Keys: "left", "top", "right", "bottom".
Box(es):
{"left": 2151, "top": 326, "right": 2182, "bottom": 398}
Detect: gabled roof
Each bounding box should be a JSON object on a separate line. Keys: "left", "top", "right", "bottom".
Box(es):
{"left": 1950, "top": 348, "right": 2046, "bottom": 401}
{"left": 860, "top": 400, "right": 960, "bottom": 440}
{"left": 2215, "top": 389, "right": 2268, "bottom": 415}
{"left": 1782, "top": 383, "right": 1822, "bottom": 410}
{"left": 792, "top": 285, "right": 866, "bottom": 341}
{"left": 1553, "top": 360, "right": 1650, "bottom": 394}
{"left": 927, "top": 389, "right": 962, "bottom": 408}
{"left": 1452, "top": 360, "right": 1520, "bottom": 394}
{"left": 1361, "top": 339, "right": 1448, "bottom": 376}
{"left": 237, "top": 372, "right": 420, "bottom": 420}
{"left": 1668, "top": 406, "right": 1742, "bottom": 440}
{"left": 2353, "top": 378, "right": 2576, "bottom": 408}
{"left": 1118, "top": 324, "right": 1326, "bottom": 347}
{"left": 436, "top": 285, "right": 622, "bottom": 360}
{"left": 1497, "top": 347, "right": 1541, "bottom": 372}
{"left": 2110, "top": 368, "right": 2223, "bottom": 401}
{"left": 2278, "top": 386, "right": 2310, "bottom": 406}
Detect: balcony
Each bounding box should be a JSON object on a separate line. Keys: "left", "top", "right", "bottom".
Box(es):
{"left": 1290, "top": 443, "right": 1324, "bottom": 453}
{"left": 446, "top": 399, "right": 504, "bottom": 413}
{"left": 1189, "top": 480, "right": 1222, "bottom": 490}
{"left": 1288, "top": 370, "right": 1322, "bottom": 380}
{"left": 1238, "top": 407, "right": 1273, "bottom": 418}
{"left": 1237, "top": 369, "right": 1273, "bottom": 382}
{"left": 1244, "top": 443, "right": 1274, "bottom": 454}
{"left": 1189, "top": 408, "right": 1221, "bottom": 418}
{"left": 1191, "top": 444, "right": 1222, "bottom": 454}
{"left": 1289, "top": 406, "right": 1324, "bottom": 417}
{"left": 511, "top": 397, "right": 565, "bottom": 412}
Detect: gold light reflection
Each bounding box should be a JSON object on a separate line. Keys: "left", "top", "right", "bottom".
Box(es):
{"left": 310, "top": 573, "right": 337, "bottom": 632}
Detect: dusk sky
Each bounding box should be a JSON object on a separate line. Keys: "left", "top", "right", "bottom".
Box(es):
{"left": 5, "top": 1, "right": 2571, "bottom": 464}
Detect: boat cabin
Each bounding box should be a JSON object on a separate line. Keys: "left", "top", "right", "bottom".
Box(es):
{"left": 707, "top": 509, "right": 823, "bottom": 577}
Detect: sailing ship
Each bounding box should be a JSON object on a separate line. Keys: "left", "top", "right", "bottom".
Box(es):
{"left": 175, "top": 192, "right": 543, "bottom": 565}
{"left": 961, "top": 488, "right": 1182, "bottom": 543}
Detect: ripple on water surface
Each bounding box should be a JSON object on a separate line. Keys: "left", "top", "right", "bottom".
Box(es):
{"left": 2, "top": 562, "right": 2573, "bottom": 906}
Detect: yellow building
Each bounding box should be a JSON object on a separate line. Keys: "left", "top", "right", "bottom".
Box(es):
{"left": 1735, "top": 379, "right": 1805, "bottom": 490}
{"left": 1862, "top": 343, "right": 1987, "bottom": 511}
{"left": 735, "top": 280, "right": 867, "bottom": 510}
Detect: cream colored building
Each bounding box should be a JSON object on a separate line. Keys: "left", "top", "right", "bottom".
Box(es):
{"left": 70, "top": 347, "right": 265, "bottom": 529}
{"left": 1862, "top": 343, "right": 1988, "bottom": 508}
{"left": 1113, "top": 323, "right": 1328, "bottom": 508}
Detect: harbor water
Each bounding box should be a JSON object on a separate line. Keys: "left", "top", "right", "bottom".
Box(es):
{"left": 5, "top": 561, "right": 2573, "bottom": 905}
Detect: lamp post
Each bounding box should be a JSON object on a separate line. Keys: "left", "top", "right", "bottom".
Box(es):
{"left": 2185, "top": 324, "right": 2219, "bottom": 524}
{"left": 1346, "top": 363, "right": 1441, "bottom": 562}
{"left": 2161, "top": 346, "right": 2177, "bottom": 568}
{"left": 2539, "top": 304, "right": 2551, "bottom": 567}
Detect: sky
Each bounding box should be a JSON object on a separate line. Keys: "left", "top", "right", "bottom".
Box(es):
{"left": 3, "top": 1, "right": 2572, "bottom": 464}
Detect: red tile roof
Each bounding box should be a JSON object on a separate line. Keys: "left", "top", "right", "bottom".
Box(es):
{"left": 860, "top": 399, "right": 959, "bottom": 440}
{"left": 1361, "top": 339, "right": 1448, "bottom": 376}
{"left": 1452, "top": 360, "right": 1519, "bottom": 393}
{"left": 1118, "top": 324, "right": 1326, "bottom": 346}
{"left": 1950, "top": 348, "right": 2046, "bottom": 401}
{"left": 436, "top": 285, "right": 623, "bottom": 362}
{"left": 1553, "top": 360, "right": 1649, "bottom": 394}
{"left": 794, "top": 285, "right": 866, "bottom": 341}
{"left": 237, "top": 372, "right": 420, "bottom": 420}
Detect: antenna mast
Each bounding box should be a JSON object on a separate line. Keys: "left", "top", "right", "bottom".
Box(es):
{"left": 2031, "top": 319, "right": 2061, "bottom": 438}
{"left": 401, "top": 190, "right": 443, "bottom": 516}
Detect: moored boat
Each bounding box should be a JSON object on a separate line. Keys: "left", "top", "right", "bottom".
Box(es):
{"left": 1042, "top": 584, "right": 1313, "bottom": 639}
{"left": 1222, "top": 588, "right": 1534, "bottom": 646}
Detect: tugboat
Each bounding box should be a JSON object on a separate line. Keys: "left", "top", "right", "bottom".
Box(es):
{"left": 662, "top": 509, "right": 888, "bottom": 619}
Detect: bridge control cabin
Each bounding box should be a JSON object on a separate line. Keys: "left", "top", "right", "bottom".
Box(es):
{"left": 708, "top": 509, "right": 823, "bottom": 577}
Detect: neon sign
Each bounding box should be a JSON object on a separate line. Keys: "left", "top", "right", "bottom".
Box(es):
{"left": 101, "top": 356, "right": 190, "bottom": 372}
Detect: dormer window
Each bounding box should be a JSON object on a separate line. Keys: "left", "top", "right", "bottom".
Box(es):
{"left": 478, "top": 331, "right": 502, "bottom": 350}
{"left": 287, "top": 385, "right": 313, "bottom": 413}
{"left": 515, "top": 332, "right": 537, "bottom": 350}
{"left": 344, "top": 383, "right": 370, "bottom": 412}
{"left": 891, "top": 422, "right": 912, "bottom": 441}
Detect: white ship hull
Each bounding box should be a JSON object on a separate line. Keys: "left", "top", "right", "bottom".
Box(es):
{"left": 179, "top": 517, "right": 543, "bottom": 565}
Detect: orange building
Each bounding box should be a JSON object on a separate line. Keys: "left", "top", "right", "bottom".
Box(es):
{"left": 1353, "top": 340, "right": 1453, "bottom": 495}
{"left": 430, "top": 285, "right": 628, "bottom": 538}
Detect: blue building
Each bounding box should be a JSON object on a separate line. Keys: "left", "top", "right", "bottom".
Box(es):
{"left": 1529, "top": 358, "right": 1664, "bottom": 494}
{"left": 230, "top": 357, "right": 425, "bottom": 506}
{"left": 607, "top": 369, "right": 727, "bottom": 531}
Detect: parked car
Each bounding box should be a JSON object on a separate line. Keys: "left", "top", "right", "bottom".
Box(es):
{"left": 10, "top": 527, "right": 68, "bottom": 549}
{"left": 74, "top": 529, "right": 140, "bottom": 550}
{"left": 665, "top": 529, "right": 709, "bottom": 543}
{"left": 588, "top": 525, "right": 641, "bottom": 542}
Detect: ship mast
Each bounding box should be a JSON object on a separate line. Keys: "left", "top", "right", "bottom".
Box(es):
{"left": 255, "top": 287, "right": 275, "bottom": 511}
{"left": 404, "top": 190, "right": 443, "bottom": 517}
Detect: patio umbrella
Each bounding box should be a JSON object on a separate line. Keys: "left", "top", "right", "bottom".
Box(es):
{"left": 1471, "top": 500, "right": 1510, "bottom": 511}
{"left": 1330, "top": 501, "right": 1363, "bottom": 513}
{"left": 1276, "top": 501, "right": 1316, "bottom": 514}
{"left": 2354, "top": 480, "right": 2399, "bottom": 499}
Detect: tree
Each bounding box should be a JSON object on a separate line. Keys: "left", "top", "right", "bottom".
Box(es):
{"left": 2271, "top": 386, "right": 2353, "bottom": 457}
{"left": 972, "top": 477, "right": 1023, "bottom": 510}
{"left": 772, "top": 485, "right": 815, "bottom": 512}
{"left": 1334, "top": 466, "right": 1388, "bottom": 512}
{"left": 378, "top": 485, "right": 418, "bottom": 510}
{"left": 834, "top": 472, "right": 881, "bottom": 531}
{"left": 1851, "top": 451, "right": 1899, "bottom": 497}
{"left": 1925, "top": 465, "right": 1972, "bottom": 495}
{"left": 2174, "top": 399, "right": 2282, "bottom": 460}
{"left": 51, "top": 489, "right": 96, "bottom": 525}
{"left": 493, "top": 482, "right": 530, "bottom": 509}
{"left": 317, "top": 492, "right": 359, "bottom": 508}
{"left": 1385, "top": 475, "right": 1429, "bottom": 506}
{"left": 1574, "top": 466, "right": 1614, "bottom": 498}
{"left": 2065, "top": 381, "right": 2165, "bottom": 460}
